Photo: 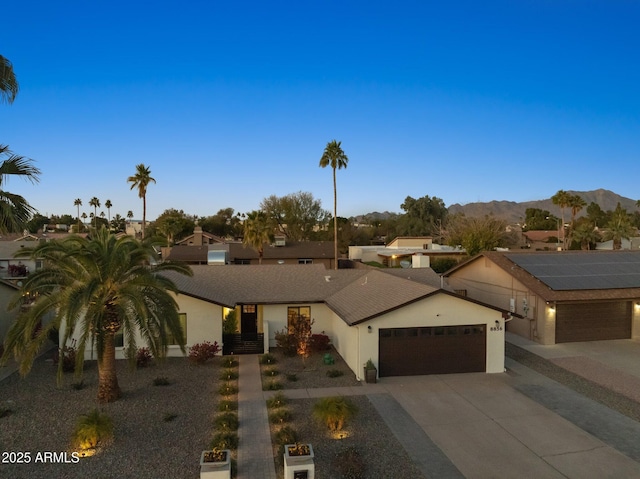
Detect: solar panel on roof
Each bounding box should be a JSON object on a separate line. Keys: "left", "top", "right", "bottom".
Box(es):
{"left": 505, "top": 252, "right": 640, "bottom": 290}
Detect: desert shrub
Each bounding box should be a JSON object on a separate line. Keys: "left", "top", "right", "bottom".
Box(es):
{"left": 220, "top": 369, "right": 238, "bottom": 381}
{"left": 274, "top": 330, "right": 297, "bottom": 357}
{"left": 214, "top": 412, "right": 239, "bottom": 432}
{"left": 263, "top": 380, "right": 283, "bottom": 391}
{"left": 188, "top": 341, "right": 221, "bottom": 364}
{"left": 259, "top": 353, "right": 277, "bottom": 365}
{"left": 263, "top": 368, "right": 279, "bottom": 377}
{"left": 269, "top": 409, "right": 292, "bottom": 424}
{"left": 71, "top": 409, "right": 114, "bottom": 450}
{"left": 326, "top": 369, "right": 344, "bottom": 378}
{"left": 332, "top": 447, "right": 366, "bottom": 479}
{"left": 286, "top": 373, "right": 298, "bottom": 382}
{"left": 136, "top": 347, "right": 153, "bottom": 368}
{"left": 274, "top": 425, "right": 298, "bottom": 446}
{"left": 218, "top": 400, "right": 238, "bottom": 412}
{"left": 310, "top": 333, "right": 331, "bottom": 352}
{"left": 266, "top": 392, "right": 288, "bottom": 409}
{"left": 60, "top": 345, "right": 76, "bottom": 373}
{"left": 312, "top": 396, "right": 358, "bottom": 432}
{"left": 221, "top": 356, "right": 238, "bottom": 368}
{"left": 218, "top": 383, "right": 238, "bottom": 396}
{"left": 210, "top": 432, "right": 238, "bottom": 450}
{"left": 163, "top": 413, "right": 178, "bottom": 422}
{"left": 153, "top": 376, "right": 170, "bottom": 386}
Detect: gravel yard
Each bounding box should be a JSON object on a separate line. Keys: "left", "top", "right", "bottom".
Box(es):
{"left": 0, "top": 354, "right": 221, "bottom": 479}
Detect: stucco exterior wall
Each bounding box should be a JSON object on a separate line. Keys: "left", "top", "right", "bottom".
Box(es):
{"left": 261, "top": 303, "right": 332, "bottom": 349}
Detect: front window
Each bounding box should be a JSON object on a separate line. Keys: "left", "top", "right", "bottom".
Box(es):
{"left": 298, "top": 258, "right": 313, "bottom": 264}
{"left": 166, "top": 313, "right": 187, "bottom": 345}
{"left": 287, "top": 306, "right": 311, "bottom": 332}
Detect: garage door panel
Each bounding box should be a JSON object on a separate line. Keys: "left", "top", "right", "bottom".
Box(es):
{"left": 379, "top": 325, "right": 486, "bottom": 377}
{"left": 556, "top": 302, "right": 631, "bottom": 343}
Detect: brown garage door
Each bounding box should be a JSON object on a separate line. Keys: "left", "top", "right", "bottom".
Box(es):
{"left": 378, "top": 325, "right": 486, "bottom": 377}
{"left": 555, "top": 301, "right": 632, "bottom": 343}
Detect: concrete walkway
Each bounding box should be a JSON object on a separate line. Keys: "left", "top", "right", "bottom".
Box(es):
{"left": 237, "top": 338, "right": 640, "bottom": 479}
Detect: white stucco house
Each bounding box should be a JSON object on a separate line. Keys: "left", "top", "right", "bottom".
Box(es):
{"left": 70, "top": 264, "right": 508, "bottom": 381}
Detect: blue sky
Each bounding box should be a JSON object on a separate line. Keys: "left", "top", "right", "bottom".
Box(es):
{"left": 3, "top": 1, "right": 640, "bottom": 221}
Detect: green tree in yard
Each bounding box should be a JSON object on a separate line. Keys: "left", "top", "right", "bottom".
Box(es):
{"left": 443, "top": 214, "right": 509, "bottom": 256}
{"left": 242, "top": 210, "right": 272, "bottom": 264}
{"left": 127, "top": 164, "right": 156, "bottom": 239}
{"left": 319, "top": 140, "right": 349, "bottom": 270}
{"left": 603, "top": 203, "right": 635, "bottom": 250}
{"left": 397, "top": 195, "right": 448, "bottom": 237}
{"left": 1, "top": 228, "right": 193, "bottom": 403}
{"left": 571, "top": 219, "right": 601, "bottom": 250}
{"left": 0, "top": 55, "right": 19, "bottom": 104}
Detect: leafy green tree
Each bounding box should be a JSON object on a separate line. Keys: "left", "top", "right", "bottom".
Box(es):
{"left": 127, "top": 164, "right": 156, "bottom": 239}
{"left": 110, "top": 214, "right": 126, "bottom": 233}
{"left": 150, "top": 209, "right": 195, "bottom": 245}
{"left": 199, "top": 208, "right": 241, "bottom": 238}
{"left": 0, "top": 55, "right": 18, "bottom": 104}
{"left": 260, "top": 192, "right": 330, "bottom": 241}
{"left": 242, "top": 210, "right": 272, "bottom": 264}
{"left": 1, "top": 228, "right": 192, "bottom": 403}
{"left": 603, "top": 203, "right": 635, "bottom": 250}
{"left": 397, "top": 195, "right": 448, "bottom": 236}
{"left": 443, "top": 214, "right": 509, "bottom": 256}
{"left": 26, "top": 213, "right": 49, "bottom": 234}
{"left": 319, "top": 140, "right": 349, "bottom": 270}
{"left": 523, "top": 208, "right": 557, "bottom": 231}
{"left": 586, "top": 202, "right": 607, "bottom": 228}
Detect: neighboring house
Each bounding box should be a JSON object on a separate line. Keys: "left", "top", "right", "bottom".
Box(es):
{"left": 75, "top": 264, "right": 508, "bottom": 380}
{"left": 166, "top": 238, "right": 336, "bottom": 268}
{"left": 596, "top": 237, "right": 640, "bottom": 250}
{"left": 349, "top": 236, "right": 465, "bottom": 267}
{"left": 444, "top": 250, "right": 640, "bottom": 345}
{"left": 174, "top": 226, "right": 225, "bottom": 246}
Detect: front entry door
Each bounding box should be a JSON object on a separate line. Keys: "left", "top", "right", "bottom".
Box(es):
{"left": 241, "top": 304, "right": 258, "bottom": 341}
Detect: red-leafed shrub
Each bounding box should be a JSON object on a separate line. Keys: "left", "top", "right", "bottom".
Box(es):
{"left": 310, "top": 333, "right": 330, "bottom": 352}
{"left": 188, "top": 341, "right": 221, "bottom": 364}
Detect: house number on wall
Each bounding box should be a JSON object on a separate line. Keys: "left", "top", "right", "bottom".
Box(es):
{"left": 490, "top": 326, "right": 503, "bottom": 332}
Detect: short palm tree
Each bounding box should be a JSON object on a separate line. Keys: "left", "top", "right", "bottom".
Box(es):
{"left": 0, "top": 145, "right": 41, "bottom": 233}
{"left": 74, "top": 198, "right": 82, "bottom": 232}
{"left": 603, "top": 203, "right": 635, "bottom": 250}
{"left": 89, "top": 197, "right": 100, "bottom": 230}
{"left": 242, "top": 210, "right": 272, "bottom": 264}
{"left": 312, "top": 396, "right": 358, "bottom": 432}
{"left": 0, "top": 55, "right": 19, "bottom": 104}
{"left": 1, "top": 228, "right": 193, "bottom": 403}
{"left": 319, "top": 140, "right": 349, "bottom": 270}
{"left": 127, "top": 164, "right": 155, "bottom": 239}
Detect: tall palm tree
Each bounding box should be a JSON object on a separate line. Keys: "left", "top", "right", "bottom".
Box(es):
{"left": 105, "top": 199, "right": 112, "bottom": 224}
{"left": 89, "top": 197, "right": 100, "bottom": 230}
{"left": 551, "top": 190, "right": 571, "bottom": 249}
{"left": 0, "top": 55, "right": 19, "bottom": 104}
{"left": 74, "top": 198, "right": 82, "bottom": 232}
{"left": 81, "top": 212, "right": 88, "bottom": 225}
{"left": 319, "top": 140, "right": 349, "bottom": 270}
{"left": 567, "top": 194, "right": 586, "bottom": 247}
{"left": 127, "top": 164, "right": 155, "bottom": 239}
{"left": 0, "top": 145, "right": 41, "bottom": 233}
{"left": 1, "top": 228, "right": 192, "bottom": 402}
{"left": 242, "top": 210, "right": 271, "bottom": 264}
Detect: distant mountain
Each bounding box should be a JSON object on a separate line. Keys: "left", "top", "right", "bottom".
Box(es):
{"left": 448, "top": 189, "right": 638, "bottom": 224}
{"left": 354, "top": 190, "right": 638, "bottom": 225}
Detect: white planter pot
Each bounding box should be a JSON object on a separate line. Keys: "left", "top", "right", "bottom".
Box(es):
{"left": 200, "top": 450, "right": 231, "bottom": 479}
{"left": 284, "top": 444, "right": 315, "bottom": 479}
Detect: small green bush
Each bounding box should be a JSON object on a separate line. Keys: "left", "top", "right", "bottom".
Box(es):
{"left": 163, "top": 413, "right": 178, "bottom": 422}
{"left": 313, "top": 396, "right": 358, "bottom": 432}
{"left": 221, "top": 357, "right": 238, "bottom": 368}
{"left": 263, "top": 380, "right": 283, "bottom": 391}
{"left": 264, "top": 368, "right": 279, "bottom": 377}
{"left": 210, "top": 432, "right": 239, "bottom": 450}
{"left": 259, "top": 353, "right": 277, "bottom": 365}
{"left": 274, "top": 330, "right": 297, "bottom": 357}
{"left": 71, "top": 409, "right": 114, "bottom": 450}
{"left": 326, "top": 369, "right": 344, "bottom": 378}
{"left": 218, "top": 383, "right": 238, "bottom": 396}
{"left": 218, "top": 400, "right": 238, "bottom": 412}
{"left": 266, "top": 392, "right": 288, "bottom": 409}
{"left": 274, "top": 425, "right": 297, "bottom": 446}
{"left": 214, "top": 412, "right": 239, "bottom": 432}
{"left": 220, "top": 369, "right": 238, "bottom": 381}
{"left": 269, "top": 409, "right": 292, "bottom": 424}
{"left": 153, "top": 376, "right": 170, "bottom": 386}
